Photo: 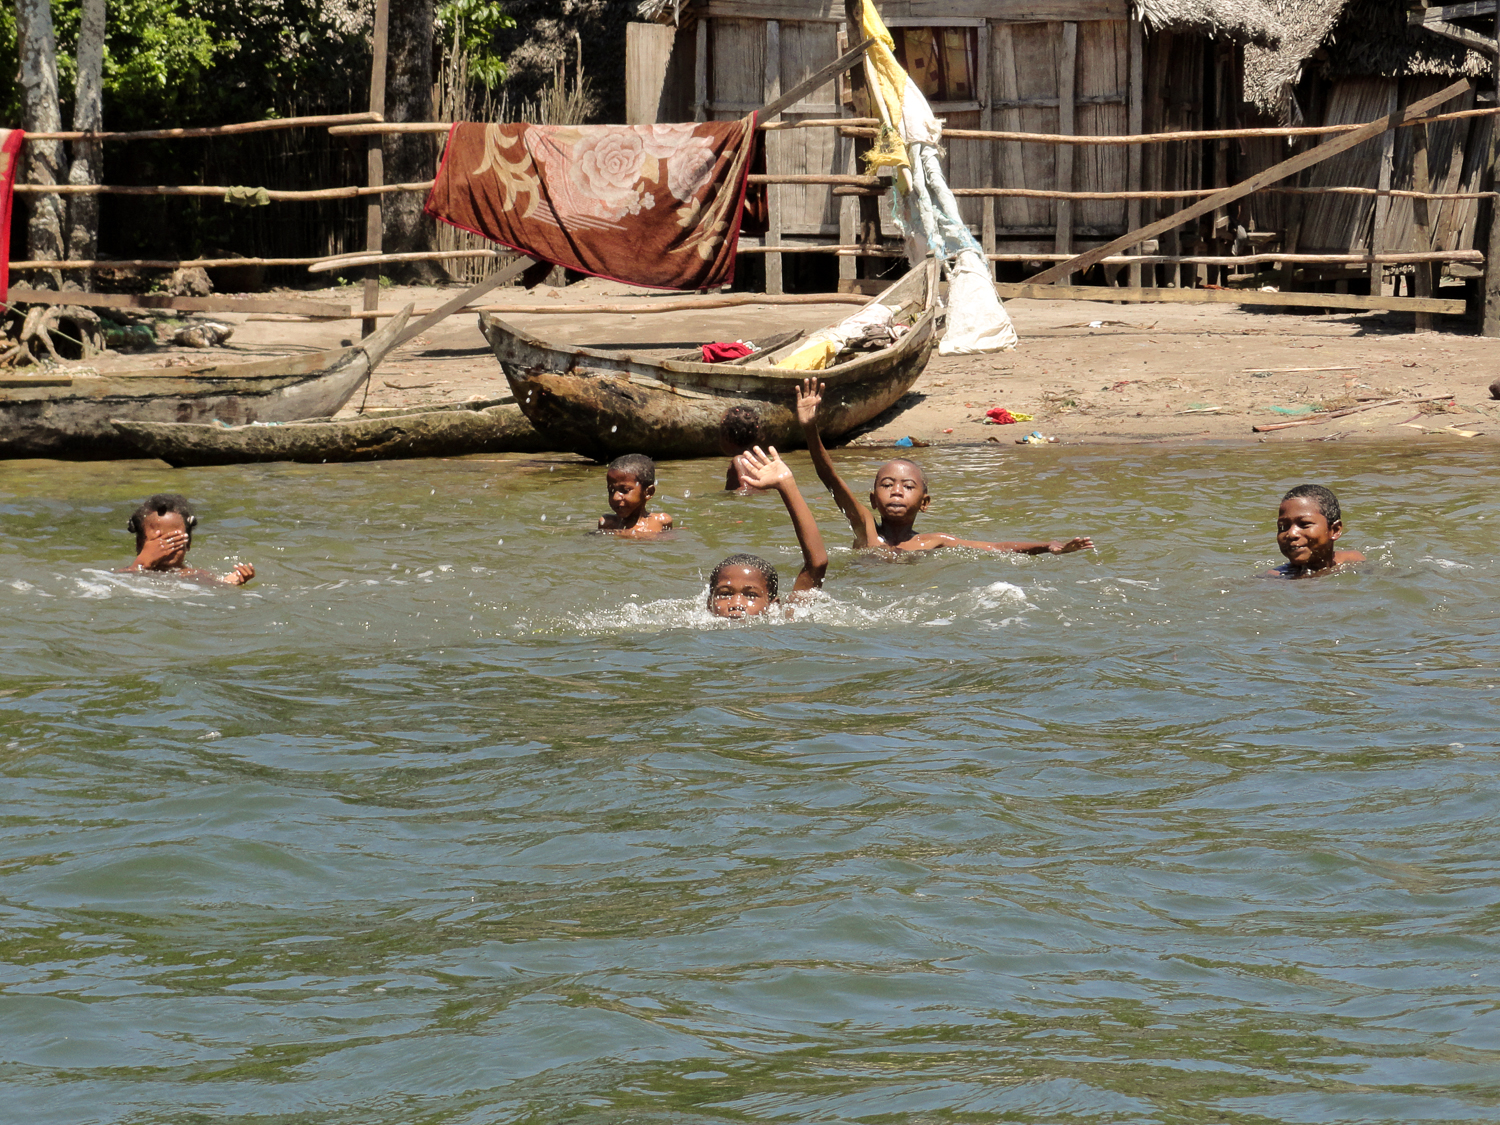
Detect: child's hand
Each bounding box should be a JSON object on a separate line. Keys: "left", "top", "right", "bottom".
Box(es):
{"left": 136, "top": 529, "right": 189, "bottom": 569}
{"left": 795, "top": 378, "right": 824, "bottom": 427}
{"left": 224, "top": 562, "right": 255, "bottom": 585}
{"left": 734, "top": 445, "right": 793, "bottom": 492}
{"left": 1049, "top": 536, "right": 1094, "bottom": 554}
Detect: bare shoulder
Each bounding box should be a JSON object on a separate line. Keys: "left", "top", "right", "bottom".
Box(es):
{"left": 1335, "top": 549, "right": 1365, "bottom": 564}
{"left": 652, "top": 511, "right": 674, "bottom": 529}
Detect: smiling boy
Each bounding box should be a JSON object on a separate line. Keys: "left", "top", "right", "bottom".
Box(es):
{"left": 707, "top": 446, "right": 827, "bottom": 619}
{"left": 1274, "top": 483, "right": 1364, "bottom": 577}
{"left": 795, "top": 378, "right": 1094, "bottom": 555}
{"left": 119, "top": 493, "right": 255, "bottom": 586}
{"left": 598, "top": 453, "right": 674, "bottom": 538}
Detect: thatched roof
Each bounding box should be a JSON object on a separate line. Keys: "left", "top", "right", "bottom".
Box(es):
{"left": 1244, "top": 0, "right": 1491, "bottom": 118}
{"left": 1132, "top": 0, "right": 1281, "bottom": 47}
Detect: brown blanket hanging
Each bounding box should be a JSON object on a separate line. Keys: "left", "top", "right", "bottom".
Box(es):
{"left": 425, "top": 118, "right": 757, "bottom": 291}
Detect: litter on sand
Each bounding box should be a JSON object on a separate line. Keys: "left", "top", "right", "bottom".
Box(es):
{"left": 1016, "top": 430, "right": 1057, "bottom": 445}
{"left": 984, "top": 407, "right": 1034, "bottom": 425}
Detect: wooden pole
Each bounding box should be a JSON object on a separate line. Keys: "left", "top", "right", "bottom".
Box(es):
{"left": 1026, "top": 79, "right": 1472, "bottom": 285}
{"left": 393, "top": 254, "right": 536, "bottom": 346}
{"left": 364, "top": 0, "right": 389, "bottom": 339}
{"left": 1485, "top": 6, "right": 1500, "bottom": 335}
{"left": 24, "top": 112, "right": 382, "bottom": 142}
{"left": 764, "top": 19, "right": 783, "bottom": 296}
{"left": 756, "top": 36, "right": 875, "bottom": 122}
{"left": 1054, "top": 23, "right": 1077, "bottom": 286}
{"left": 1413, "top": 121, "right": 1435, "bottom": 332}
{"left": 1369, "top": 83, "right": 1400, "bottom": 297}
{"left": 1126, "top": 19, "right": 1143, "bottom": 289}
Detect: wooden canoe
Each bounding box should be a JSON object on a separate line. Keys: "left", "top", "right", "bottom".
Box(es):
{"left": 109, "top": 396, "right": 550, "bottom": 466}
{"left": 0, "top": 305, "right": 412, "bottom": 459}
{"left": 478, "top": 260, "right": 939, "bottom": 460}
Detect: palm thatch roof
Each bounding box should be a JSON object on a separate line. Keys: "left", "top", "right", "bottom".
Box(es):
{"left": 1244, "top": 0, "right": 1491, "bottom": 119}
{"left": 1132, "top": 0, "right": 1280, "bottom": 47}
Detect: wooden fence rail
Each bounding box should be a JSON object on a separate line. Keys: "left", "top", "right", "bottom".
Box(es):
{"left": 21, "top": 112, "right": 382, "bottom": 142}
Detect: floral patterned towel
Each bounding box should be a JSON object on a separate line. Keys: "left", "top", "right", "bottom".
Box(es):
{"left": 425, "top": 118, "right": 757, "bottom": 291}
{"left": 0, "top": 129, "right": 23, "bottom": 301}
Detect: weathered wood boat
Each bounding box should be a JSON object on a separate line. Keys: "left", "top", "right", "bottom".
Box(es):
{"left": 109, "top": 395, "right": 550, "bottom": 467}
{"left": 0, "top": 305, "right": 412, "bottom": 459}
{"left": 479, "top": 261, "right": 939, "bottom": 460}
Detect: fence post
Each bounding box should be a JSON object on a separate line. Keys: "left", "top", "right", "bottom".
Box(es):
{"left": 363, "top": 0, "right": 390, "bottom": 338}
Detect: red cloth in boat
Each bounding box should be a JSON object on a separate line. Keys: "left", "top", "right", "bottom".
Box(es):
{"left": 701, "top": 341, "right": 755, "bottom": 363}
{"left": 425, "top": 118, "right": 757, "bottom": 291}
{"left": 0, "top": 129, "right": 23, "bottom": 301}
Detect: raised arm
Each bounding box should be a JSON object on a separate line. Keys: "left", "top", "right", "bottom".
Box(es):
{"left": 735, "top": 446, "right": 828, "bottom": 599}
{"left": 796, "top": 378, "right": 879, "bottom": 548}
{"left": 930, "top": 534, "right": 1095, "bottom": 555}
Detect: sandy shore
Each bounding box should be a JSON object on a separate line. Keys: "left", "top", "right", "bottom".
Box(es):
{"left": 76, "top": 276, "right": 1500, "bottom": 450}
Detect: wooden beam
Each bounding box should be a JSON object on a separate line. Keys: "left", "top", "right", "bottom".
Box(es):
{"left": 755, "top": 35, "right": 875, "bottom": 121}
{"left": 23, "top": 112, "right": 382, "bottom": 142}
{"left": 1413, "top": 121, "right": 1436, "bottom": 331}
{"left": 1026, "top": 79, "right": 1473, "bottom": 285}
{"left": 993, "top": 282, "right": 1465, "bottom": 314}
{"left": 978, "top": 20, "right": 995, "bottom": 271}
{"left": 363, "top": 0, "right": 389, "bottom": 339}
{"left": 1411, "top": 1, "right": 1496, "bottom": 22}
{"left": 1487, "top": 4, "right": 1500, "bottom": 335}
{"left": 694, "top": 18, "right": 708, "bottom": 122}
{"left": 1415, "top": 19, "right": 1500, "bottom": 53}
{"left": 1054, "top": 22, "right": 1077, "bottom": 285}
{"left": 764, "top": 20, "right": 783, "bottom": 296}
{"left": 1126, "top": 18, "right": 1143, "bottom": 288}
{"left": 393, "top": 255, "right": 535, "bottom": 346}
{"left": 4, "top": 289, "right": 355, "bottom": 317}
{"left": 1369, "top": 83, "right": 1400, "bottom": 297}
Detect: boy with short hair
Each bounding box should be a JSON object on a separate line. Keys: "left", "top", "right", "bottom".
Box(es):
{"left": 795, "top": 378, "right": 1094, "bottom": 555}
{"left": 707, "top": 446, "right": 827, "bottom": 619}
{"left": 119, "top": 493, "right": 255, "bottom": 586}
{"left": 1274, "top": 483, "right": 1363, "bottom": 577}
{"left": 718, "top": 405, "right": 765, "bottom": 492}
{"left": 598, "top": 453, "right": 674, "bottom": 537}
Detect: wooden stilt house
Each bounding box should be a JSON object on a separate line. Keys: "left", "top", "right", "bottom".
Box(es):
{"left": 630, "top": 0, "right": 1280, "bottom": 291}
{"left": 1238, "top": 0, "right": 1495, "bottom": 296}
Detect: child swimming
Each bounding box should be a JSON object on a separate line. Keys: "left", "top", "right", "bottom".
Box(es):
{"left": 598, "top": 453, "right": 674, "bottom": 538}
{"left": 718, "top": 405, "right": 764, "bottom": 492}
{"left": 1274, "top": 483, "right": 1364, "bottom": 577}
{"left": 707, "top": 446, "right": 827, "bottom": 618}
{"left": 795, "top": 378, "right": 1094, "bottom": 555}
{"left": 119, "top": 493, "right": 255, "bottom": 586}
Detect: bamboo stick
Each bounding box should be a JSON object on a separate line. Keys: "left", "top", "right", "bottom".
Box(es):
{"left": 309, "top": 248, "right": 502, "bottom": 272}
{"left": 9, "top": 256, "right": 337, "bottom": 269}
{"left": 840, "top": 103, "right": 1500, "bottom": 146}
{"left": 17, "top": 179, "right": 1491, "bottom": 202}
{"left": 11, "top": 180, "right": 435, "bottom": 198}
{"left": 1251, "top": 394, "right": 1455, "bottom": 433}
{"left": 22, "top": 111, "right": 382, "bottom": 142}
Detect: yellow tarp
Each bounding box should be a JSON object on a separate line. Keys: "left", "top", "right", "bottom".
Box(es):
{"left": 775, "top": 339, "right": 838, "bottom": 371}
{"left": 859, "top": 0, "right": 908, "bottom": 172}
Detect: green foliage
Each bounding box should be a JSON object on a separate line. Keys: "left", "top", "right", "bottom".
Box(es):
{"left": 436, "top": 0, "right": 514, "bottom": 89}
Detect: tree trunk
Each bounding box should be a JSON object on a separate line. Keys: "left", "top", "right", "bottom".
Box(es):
{"left": 15, "top": 0, "right": 65, "bottom": 289}
{"left": 65, "top": 0, "right": 107, "bottom": 291}
{"left": 383, "top": 0, "right": 443, "bottom": 282}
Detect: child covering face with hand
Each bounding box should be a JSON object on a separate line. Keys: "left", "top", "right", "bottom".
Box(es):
{"left": 119, "top": 493, "right": 255, "bottom": 586}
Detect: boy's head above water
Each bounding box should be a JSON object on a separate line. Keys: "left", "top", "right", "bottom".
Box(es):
{"left": 127, "top": 493, "right": 196, "bottom": 560}
{"left": 1276, "top": 483, "right": 1344, "bottom": 573}
{"left": 606, "top": 453, "right": 657, "bottom": 517}
{"left": 870, "top": 459, "right": 930, "bottom": 524}
{"left": 707, "top": 553, "right": 779, "bottom": 618}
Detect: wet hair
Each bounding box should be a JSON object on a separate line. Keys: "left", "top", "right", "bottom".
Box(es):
{"left": 874, "top": 458, "right": 929, "bottom": 495}
{"left": 718, "top": 406, "right": 763, "bottom": 454}
{"left": 1282, "top": 483, "right": 1342, "bottom": 525}
{"left": 607, "top": 453, "right": 656, "bottom": 488}
{"left": 708, "top": 553, "right": 779, "bottom": 599}
{"left": 127, "top": 493, "right": 196, "bottom": 547}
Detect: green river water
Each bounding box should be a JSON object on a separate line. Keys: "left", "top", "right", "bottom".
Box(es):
{"left": 1, "top": 443, "right": 1497, "bottom": 1124}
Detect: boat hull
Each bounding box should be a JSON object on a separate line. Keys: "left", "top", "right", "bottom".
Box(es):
{"left": 110, "top": 398, "right": 549, "bottom": 467}
{"left": 479, "top": 262, "right": 938, "bottom": 460}
{"left": 0, "top": 306, "right": 411, "bottom": 459}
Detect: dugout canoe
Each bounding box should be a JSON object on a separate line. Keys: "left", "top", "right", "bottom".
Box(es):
{"left": 109, "top": 396, "right": 550, "bottom": 467}
{"left": 478, "top": 260, "right": 939, "bottom": 460}
{"left": 0, "top": 305, "right": 412, "bottom": 459}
